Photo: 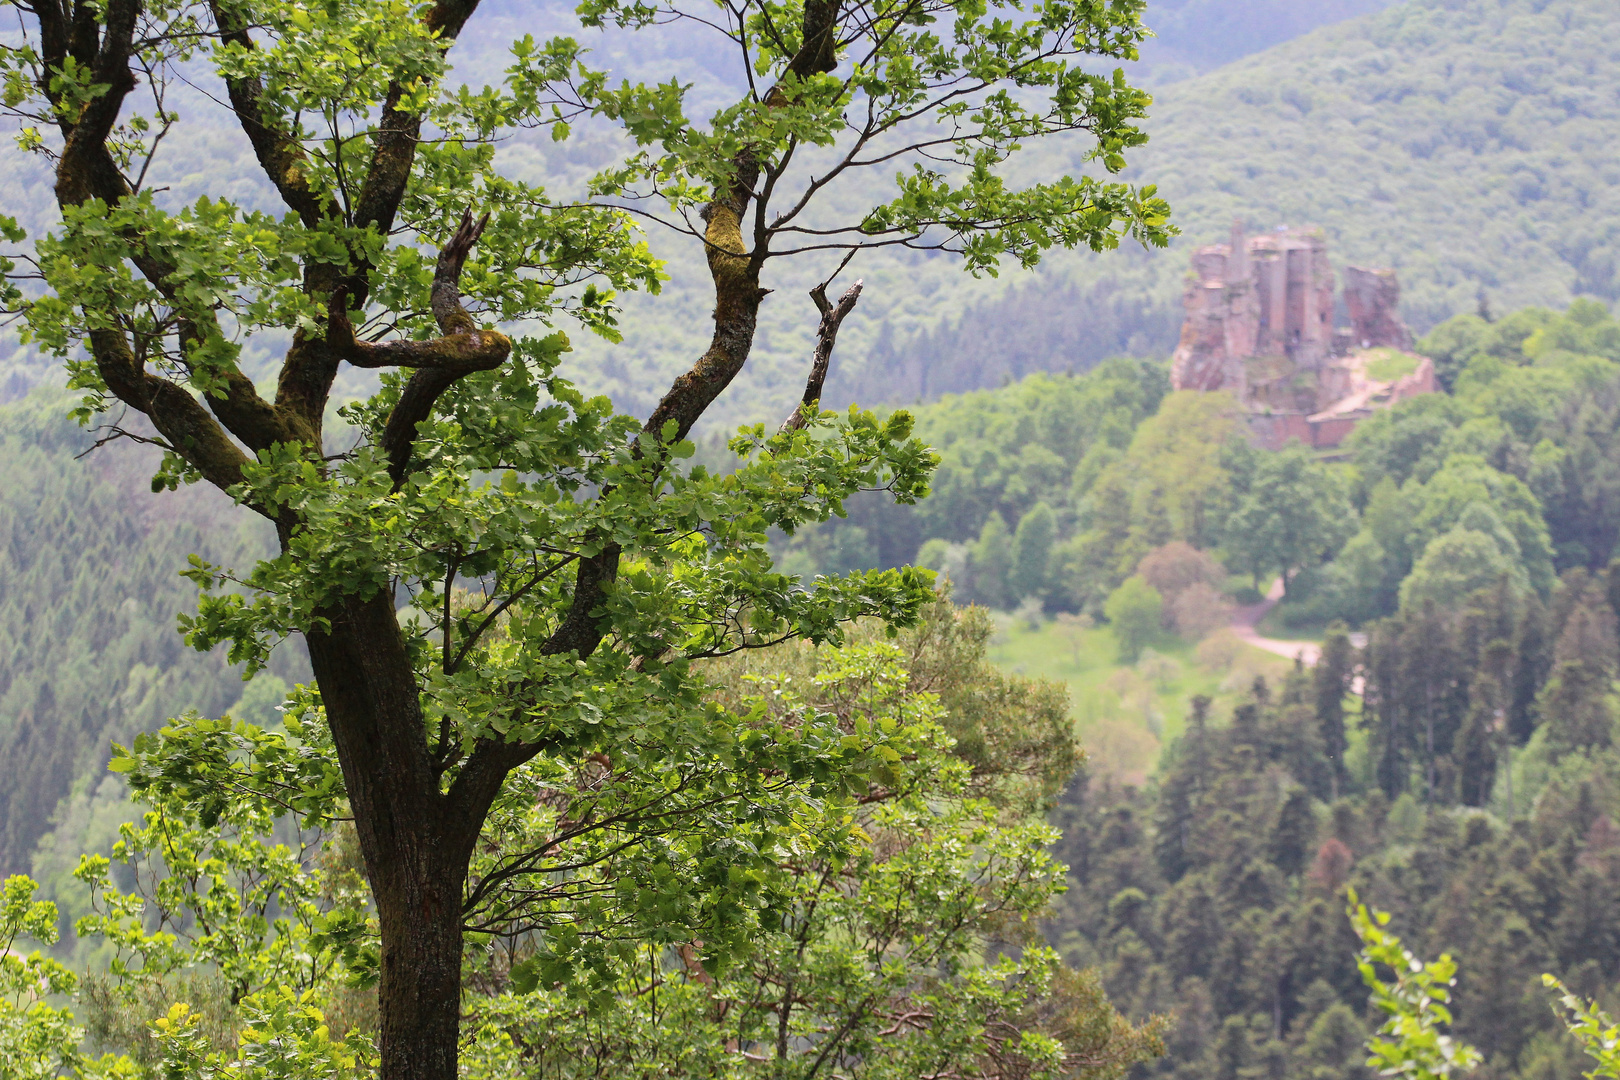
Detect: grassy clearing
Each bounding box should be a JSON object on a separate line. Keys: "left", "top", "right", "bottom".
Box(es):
{"left": 1364, "top": 347, "right": 1419, "bottom": 382}
{"left": 985, "top": 616, "right": 1293, "bottom": 787}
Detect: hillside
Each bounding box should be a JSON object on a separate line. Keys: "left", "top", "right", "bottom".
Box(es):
{"left": 0, "top": 393, "right": 308, "bottom": 875}
{"left": 835, "top": 0, "right": 1620, "bottom": 407}
{"left": 1130, "top": 0, "right": 1399, "bottom": 83}
{"left": 478, "top": 0, "right": 1620, "bottom": 422}
{"left": 0, "top": 0, "right": 1554, "bottom": 431}
{"left": 0, "top": 0, "right": 1610, "bottom": 877}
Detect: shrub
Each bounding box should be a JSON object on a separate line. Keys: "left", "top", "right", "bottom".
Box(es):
{"left": 1170, "top": 582, "right": 1233, "bottom": 641}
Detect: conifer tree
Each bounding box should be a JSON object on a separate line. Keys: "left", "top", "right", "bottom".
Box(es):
{"left": 1452, "top": 691, "right": 1498, "bottom": 808}
{"left": 1270, "top": 788, "right": 1316, "bottom": 878}
{"left": 1315, "top": 624, "right": 1355, "bottom": 800}
{"left": 1539, "top": 581, "right": 1620, "bottom": 756}
{"left": 1510, "top": 592, "right": 1551, "bottom": 744}
{"left": 1363, "top": 621, "right": 1409, "bottom": 800}
{"left": 1398, "top": 604, "right": 1470, "bottom": 803}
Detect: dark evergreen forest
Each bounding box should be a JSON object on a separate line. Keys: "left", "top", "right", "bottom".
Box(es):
{"left": 0, "top": 394, "right": 307, "bottom": 876}
{"left": 1048, "top": 576, "right": 1620, "bottom": 1080}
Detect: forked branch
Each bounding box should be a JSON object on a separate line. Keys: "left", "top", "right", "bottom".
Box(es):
{"left": 331, "top": 209, "right": 509, "bottom": 372}
{"left": 323, "top": 209, "right": 511, "bottom": 484}
{"left": 781, "top": 277, "right": 862, "bottom": 433}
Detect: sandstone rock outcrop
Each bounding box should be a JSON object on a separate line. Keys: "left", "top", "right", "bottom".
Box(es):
{"left": 1170, "top": 223, "right": 1334, "bottom": 406}
{"left": 1170, "top": 222, "right": 1433, "bottom": 449}
{"left": 1343, "top": 265, "right": 1414, "bottom": 351}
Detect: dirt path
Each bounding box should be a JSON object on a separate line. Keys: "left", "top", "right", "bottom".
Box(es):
{"left": 1230, "top": 577, "right": 1322, "bottom": 666}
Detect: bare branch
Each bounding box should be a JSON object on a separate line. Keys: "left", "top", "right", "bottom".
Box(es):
{"left": 781, "top": 273, "right": 862, "bottom": 433}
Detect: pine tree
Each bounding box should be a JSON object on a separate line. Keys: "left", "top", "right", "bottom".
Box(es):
{"left": 1509, "top": 591, "right": 1551, "bottom": 745}
{"left": 1270, "top": 789, "right": 1316, "bottom": 878}
{"left": 1363, "top": 620, "right": 1408, "bottom": 800}
{"left": 1539, "top": 580, "right": 1619, "bottom": 756}
{"left": 1452, "top": 693, "right": 1498, "bottom": 808}
{"left": 1398, "top": 603, "right": 1469, "bottom": 804}
{"left": 1293, "top": 1003, "right": 1370, "bottom": 1080}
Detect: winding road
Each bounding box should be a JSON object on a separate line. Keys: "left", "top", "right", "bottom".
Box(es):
{"left": 1230, "top": 577, "right": 1323, "bottom": 666}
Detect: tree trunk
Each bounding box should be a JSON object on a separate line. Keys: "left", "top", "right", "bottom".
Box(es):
{"left": 375, "top": 858, "right": 467, "bottom": 1080}
{"left": 303, "top": 590, "right": 475, "bottom": 1080}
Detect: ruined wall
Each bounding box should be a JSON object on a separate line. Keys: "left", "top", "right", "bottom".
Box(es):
{"left": 1171, "top": 222, "right": 1259, "bottom": 396}
{"left": 1250, "top": 231, "right": 1333, "bottom": 368}
{"left": 1171, "top": 224, "right": 1433, "bottom": 449}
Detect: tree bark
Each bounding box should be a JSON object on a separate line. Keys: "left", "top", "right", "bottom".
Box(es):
{"left": 303, "top": 592, "right": 479, "bottom": 1080}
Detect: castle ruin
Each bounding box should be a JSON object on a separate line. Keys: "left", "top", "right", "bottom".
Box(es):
{"left": 1170, "top": 223, "right": 1434, "bottom": 449}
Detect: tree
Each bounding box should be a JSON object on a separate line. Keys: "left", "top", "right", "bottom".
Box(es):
{"left": 1347, "top": 891, "right": 1481, "bottom": 1080}
{"left": 463, "top": 640, "right": 1168, "bottom": 1080}
{"left": 0, "top": 0, "right": 1170, "bottom": 1072}
{"left": 1398, "top": 524, "right": 1526, "bottom": 614}
{"left": 1137, "top": 541, "right": 1224, "bottom": 599}
{"left": 1011, "top": 501, "right": 1058, "bottom": 604}
{"left": 1294, "top": 1002, "right": 1370, "bottom": 1080}
{"left": 1105, "top": 575, "right": 1163, "bottom": 663}
{"left": 1397, "top": 604, "right": 1469, "bottom": 804}
{"left": 1546, "top": 974, "right": 1620, "bottom": 1080}
{"left": 1225, "top": 445, "right": 1354, "bottom": 597}
{"left": 1456, "top": 636, "right": 1512, "bottom": 809}
{"left": 0, "top": 876, "right": 98, "bottom": 1078}
{"left": 1313, "top": 623, "right": 1354, "bottom": 799}
{"left": 1539, "top": 581, "right": 1620, "bottom": 756}
{"left": 1269, "top": 788, "right": 1315, "bottom": 878}
{"left": 973, "top": 511, "right": 1017, "bottom": 610}
{"left": 1407, "top": 456, "right": 1555, "bottom": 596}
{"left": 1362, "top": 619, "right": 1409, "bottom": 800}
{"left": 1169, "top": 582, "right": 1232, "bottom": 641}
{"left": 25, "top": 606, "right": 1162, "bottom": 1079}
{"left": 1114, "top": 391, "right": 1244, "bottom": 552}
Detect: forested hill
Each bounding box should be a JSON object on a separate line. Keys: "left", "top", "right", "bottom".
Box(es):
{"left": 0, "top": 0, "right": 1605, "bottom": 429}
{"left": 1129, "top": 0, "right": 1399, "bottom": 84}
{"left": 0, "top": 393, "right": 308, "bottom": 875}
{"left": 834, "top": 0, "right": 1620, "bottom": 408}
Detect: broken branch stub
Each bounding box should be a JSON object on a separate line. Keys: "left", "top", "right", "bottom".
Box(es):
{"left": 782, "top": 279, "right": 863, "bottom": 434}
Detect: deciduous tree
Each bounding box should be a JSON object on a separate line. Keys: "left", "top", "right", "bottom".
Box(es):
{"left": 0, "top": 0, "right": 1170, "bottom": 1073}
{"left": 1226, "top": 445, "right": 1354, "bottom": 597}
{"left": 1104, "top": 575, "right": 1162, "bottom": 663}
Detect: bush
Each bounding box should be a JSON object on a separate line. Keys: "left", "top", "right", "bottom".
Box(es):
{"left": 1195, "top": 629, "right": 1244, "bottom": 672}
{"left": 1137, "top": 542, "right": 1227, "bottom": 620}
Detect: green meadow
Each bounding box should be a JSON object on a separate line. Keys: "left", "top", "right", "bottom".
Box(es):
{"left": 985, "top": 617, "right": 1294, "bottom": 787}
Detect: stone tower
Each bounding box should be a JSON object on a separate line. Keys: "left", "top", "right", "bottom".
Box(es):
{"left": 1342, "top": 265, "right": 1414, "bottom": 350}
